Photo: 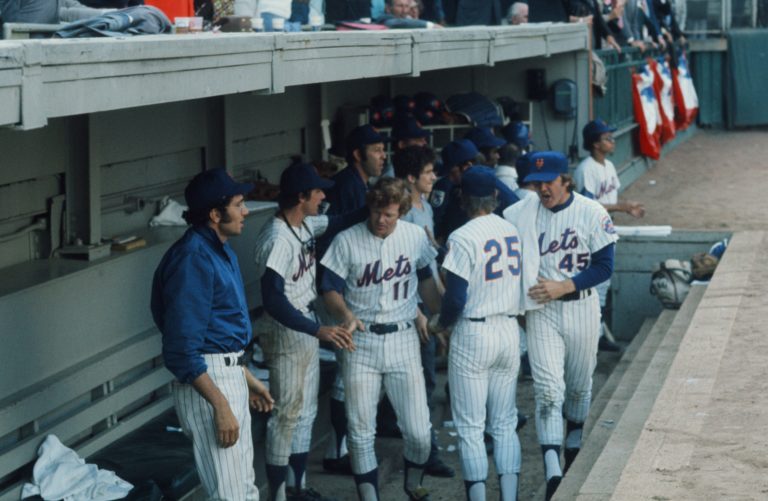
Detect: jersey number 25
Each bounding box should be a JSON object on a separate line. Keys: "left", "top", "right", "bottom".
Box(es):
{"left": 484, "top": 236, "right": 521, "bottom": 281}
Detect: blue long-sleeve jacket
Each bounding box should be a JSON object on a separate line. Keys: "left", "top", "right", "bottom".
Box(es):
{"left": 151, "top": 226, "right": 252, "bottom": 383}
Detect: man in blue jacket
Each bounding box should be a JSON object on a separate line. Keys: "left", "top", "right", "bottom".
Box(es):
{"left": 151, "top": 168, "right": 274, "bottom": 500}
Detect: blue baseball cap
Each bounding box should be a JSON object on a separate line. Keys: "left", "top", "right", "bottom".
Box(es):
{"left": 280, "top": 162, "right": 334, "bottom": 195}
{"left": 501, "top": 121, "right": 531, "bottom": 149}
{"left": 440, "top": 139, "right": 479, "bottom": 175}
{"left": 515, "top": 154, "right": 531, "bottom": 182}
{"left": 465, "top": 127, "right": 506, "bottom": 150}
{"left": 391, "top": 115, "right": 431, "bottom": 141}
{"left": 185, "top": 168, "right": 255, "bottom": 211}
{"left": 582, "top": 118, "right": 616, "bottom": 150}
{"left": 346, "top": 124, "right": 387, "bottom": 155}
{"left": 461, "top": 166, "right": 497, "bottom": 197}
{"left": 523, "top": 151, "right": 569, "bottom": 183}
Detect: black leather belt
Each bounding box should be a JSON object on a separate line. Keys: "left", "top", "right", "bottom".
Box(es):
{"left": 369, "top": 322, "right": 412, "bottom": 335}
{"left": 224, "top": 355, "right": 247, "bottom": 366}
{"left": 468, "top": 314, "right": 518, "bottom": 323}
{"left": 559, "top": 289, "right": 593, "bottom": 302}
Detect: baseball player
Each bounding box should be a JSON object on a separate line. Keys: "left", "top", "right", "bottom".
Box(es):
{"left": 430, "top": 167, "right": 523, "bottom": 501}
{"left": 465, "top": 126, "right": 507, "bottom": 168}
{"left": 254, "top": 162, "right": 365, "bottom": 501}
{"left": 319, "top": 125, "right": 388, "bottom": 476}
{"left": 431, "top": 139, "right": 520, "bottom": 244}
{"left": 324, "top": 125, "right": 388, "bottom": 216}
{"left": 151, "top": 168, "right": 274, "bottom": 500}
{"left": 575, "top": 119, "right": 645, "bottom": 352}
{"left": 320, "top": 177, "right": 442, "bottom": 501}
{"left": 391, "top": 144, "right": 455, "bottom": 478}
{"left": 503, "top": 151, "right": 618, "bottom": 500}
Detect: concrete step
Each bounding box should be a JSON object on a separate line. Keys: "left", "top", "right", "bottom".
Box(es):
{"left": 561, "top": 284, "right": 706, "bottom": 501}
{"left": 532, "top": 311, "right": 672, "bottom": 501}
{"left": 551, "top": 315, "right": 662, "bottom": 500}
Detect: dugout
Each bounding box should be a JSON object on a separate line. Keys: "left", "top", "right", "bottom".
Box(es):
{"left": 0, "top": 24, "right": 592, "bottom": 498}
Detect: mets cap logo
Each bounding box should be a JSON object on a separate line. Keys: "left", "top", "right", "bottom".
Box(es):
{"left": 535, "top": 157, "right": 545, "bottom": 169}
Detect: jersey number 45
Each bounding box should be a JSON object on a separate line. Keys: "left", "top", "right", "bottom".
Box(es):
{"left": 484, "top": 236, "right": 522, "bottom": 281}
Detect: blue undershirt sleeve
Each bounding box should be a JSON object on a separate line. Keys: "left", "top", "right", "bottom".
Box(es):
{"left": 319, "top": 266, "right": 346, "bottom": 294}
{"left": 571, "top": 243, "right": 615, "bottom": 291}
{"left": 580, "top": 188, "right": 596, "bottom": 199}
{"left": 437, "top": 271, "right": 468, "bottom": 328}
{"left": 417, "top": 265, "right": 433, "bottom": 282}
{"left": 261, "top": 269, "right": 320, "bottom": 336}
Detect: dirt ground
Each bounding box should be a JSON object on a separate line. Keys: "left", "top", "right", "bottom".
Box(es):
{"left": 612, "top": 129, "right": 768, "bottom": 231}
{"left": 302, "top": 129, "right": 768, "bottom": 500}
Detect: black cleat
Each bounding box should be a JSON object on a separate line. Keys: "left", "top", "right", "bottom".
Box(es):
{"left": 424, "top": 458, "right": 455, "bottom": 478}
{"left": 287, "top": 487, "right": 337, "bottom": 501}
{"left": 545, "top": 476, "right": 562, "bottom": 501}
{"left": 564, "top": 448, "right": 579, "bottom": 474}
{"left": 322, "top": 454, "right": 353, "bottom": 475}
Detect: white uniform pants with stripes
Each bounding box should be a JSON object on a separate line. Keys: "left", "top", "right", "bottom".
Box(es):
{"left": 449, "top": 316, "right": 522, "bottom": 481}
{"left": 173, "top": 353, "right": 259, "bottom": 501}
{"left": 341, "top": 327, "right": 432, "bottom": 474}
{"left": 261, "top": 319, "right": 320, "bottom": 465}
{"left": 526, "top": 293, "right": 600, "bottom": 446}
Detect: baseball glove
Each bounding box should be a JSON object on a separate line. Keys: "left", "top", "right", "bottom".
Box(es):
{"left": 650, "top": 259, "right": 693, "bottom": 309}
{"left": 691, "top": 252, "right": 719, "bottom": 281}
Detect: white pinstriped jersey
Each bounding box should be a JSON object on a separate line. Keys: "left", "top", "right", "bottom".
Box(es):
{"left": 253, "top": 214, "right": 329, "bottom": 311}
{"left": 321, "top": 220, "right": 437, "bottom": 324}
{"left": 574, "top": 156, "right": 620, "bottom": 205}
{"left": 534, "top": 193, "right": 618, "bottom": 282}
{"left": 442, "top": 214, "right": 523, "bottom": 318}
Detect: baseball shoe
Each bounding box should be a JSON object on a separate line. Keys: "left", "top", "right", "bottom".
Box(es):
{"left": 598, "top": 336, "right": 622, "bottom": 352}
{"left": 564, "top": 448, "right": 579, "bottom": 474}
{"left": 287, "top": 487, "right": 337, "bottom": 501}
{"left": 545, "top": 476, "right": 562, "bottom": 501}
{"left": 424, "top": 458, "right": 455, "bottom": 478}
{"left": 406, "top": 486, "right": 431, "bottom": 501}
{"left": 516, "top": 413, "right": 528, "bottom": 432}
{"left": 322, "top": 454, "right": 353, "bottom": 475}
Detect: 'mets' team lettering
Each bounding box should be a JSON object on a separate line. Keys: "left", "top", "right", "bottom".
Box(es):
{"left": 356, "top": 255, "right": 412, "bottom": 287}
{"left": 292, "top": 251, "right": 315, "bottom": 282}
{"left": 538, "top": 228, "right": 580, "bottom": 256}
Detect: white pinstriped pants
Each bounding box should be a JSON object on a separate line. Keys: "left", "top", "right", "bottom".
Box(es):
{"left": 341, "top": 326, "right": 432, "bottom": 474}
{"left": 449, "top": 316, "right": 522, "bottom": 482}
{"left": 173, "top": 353, "right": 259, "bottom": 501}
{"left": 260, "top": 319, "right": 320, "bottom": 466}
{"left": 526, "top": 292, "right": 600, "bottom": 446}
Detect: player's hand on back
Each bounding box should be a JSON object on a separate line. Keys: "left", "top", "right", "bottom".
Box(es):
{"left": 528, "top": 277, "right": 574, "bottom": 304}
{"left": 317, "top": 324, "right": 356, "bottom": 351}
{"left": 213, "top": 401, "right": 240, "bottom": 448}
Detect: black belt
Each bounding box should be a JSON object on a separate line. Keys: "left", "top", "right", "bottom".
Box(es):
{"left": 224, "top": 355, "right": 247, "bottom": 367}
{"left": 369, "top": 322, "right": 412, "bottom": 335}
{"left": 559, "top": 289, "right": 592, "bottom": 302}
{"left": 468, "top": 314, "right": 518, "bottom": 323}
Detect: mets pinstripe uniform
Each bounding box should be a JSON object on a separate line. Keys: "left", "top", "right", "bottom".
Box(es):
{"left": 574, "top": 156, "right": 619, "bottom": 306}
{"left": 254, "top": 213, "right": 332, "bottom": 501}
{"left": 441, "top": 212, "right": 523, "bottom": 501}
{"left": 503, "top": 151, "right": 618, "bottom": 499}
{"left": 320, "top": 218, "right": 437, "bottom": 499}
